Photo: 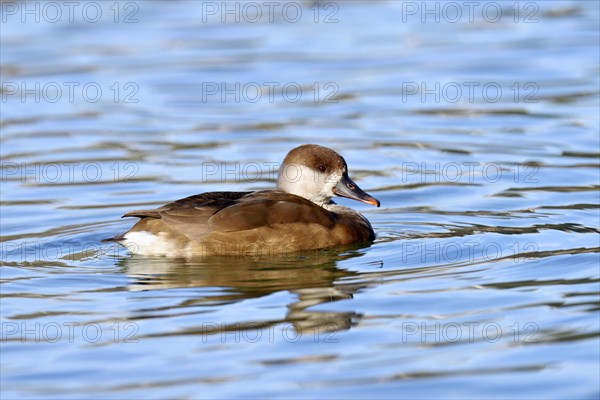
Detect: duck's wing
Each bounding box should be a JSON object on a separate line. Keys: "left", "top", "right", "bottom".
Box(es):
{"left": 123, "top": 191, "right": 251, "bottom": 218}
{"left": 118, "top": 192, "right": 249, "bottom": 240}
{"left": 123, "top": 190, "right": 337, "bottom": 242}
{"left": 207, "top": 191, "right": 337, "bottom": 232}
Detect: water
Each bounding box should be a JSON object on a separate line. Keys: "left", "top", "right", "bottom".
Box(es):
{"left": 1, "top": 1, "right": 599, "bottom": 398}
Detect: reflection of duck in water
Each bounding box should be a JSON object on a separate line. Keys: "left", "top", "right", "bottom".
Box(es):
{"left": 120, "top": 249, "right": 377, "bottom": 335}
{"left": 105, "top": 145, "right": 380, "bottom": 257}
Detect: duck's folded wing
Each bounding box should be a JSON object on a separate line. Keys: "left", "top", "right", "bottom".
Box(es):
{"left": 121, "top": 192, "right": 249, "bottom": 238}
{"left": 122, "top": 191, "right": 337, "bottom": 242}
{"left": 207, "top": 191, "right": 337, "bottom": 232}
{"left": 122, "top": 191, "right": 251, "bottom": 218}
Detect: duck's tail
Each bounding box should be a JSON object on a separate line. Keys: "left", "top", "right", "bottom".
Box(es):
{"left": 101, "top": 234, "right": 126, "bottom": 243}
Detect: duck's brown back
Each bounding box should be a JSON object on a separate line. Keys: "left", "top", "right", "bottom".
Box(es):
{"left": 117, "top": 190, "right": 374, "bottom": 256}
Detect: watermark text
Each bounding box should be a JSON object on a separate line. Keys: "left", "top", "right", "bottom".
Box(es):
{"left": 1, "top": 162, "right": 139, "bottom": 184}
{"left": 1, "top": 1, "right": 140, "bottom": 24}
{"left": 2, "top": 81, "right": 139, "bottom": 104}
{"left": 1, "top": 322, "right": 139, "bottom": 343}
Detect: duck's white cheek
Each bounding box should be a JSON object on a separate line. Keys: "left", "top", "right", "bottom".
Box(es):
{"left": 278, "top": 164, "right": 320, "bottom": 195}
{"left": 297, "top": 165, "right": 319, "bottom": 189}
{"left": 323, "top": 171, "right": 342, "bottom": 195}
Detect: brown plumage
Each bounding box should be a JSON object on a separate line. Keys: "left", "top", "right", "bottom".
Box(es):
{"left": 107, "top": 145, "right": 379, "bottom": 257}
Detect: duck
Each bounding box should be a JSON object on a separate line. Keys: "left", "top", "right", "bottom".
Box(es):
{"left": 106, "top": 144, "right": 380, "bottom": 257}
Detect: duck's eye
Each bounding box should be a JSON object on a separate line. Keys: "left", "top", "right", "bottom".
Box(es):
{"left": 317, "top": 164, "right": 327, "bottom": 172}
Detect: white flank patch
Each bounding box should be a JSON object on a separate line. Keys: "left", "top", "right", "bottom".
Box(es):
{"left": 123, "top": 231, "right": 179, "bottom": 257}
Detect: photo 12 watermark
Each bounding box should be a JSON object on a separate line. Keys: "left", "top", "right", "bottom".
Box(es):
{"left": 199, "top": 1, "right": 340, "bottom": 24}
{"left": 398, "top": 1, "right": 540, "bottom": 24}
{"left": 400, "top": 162, "right": 539, "bottom": 184}
{"left": 1, "top": 162, "right": 139, "bottom": 184}
{"left": 200, "top": 81, "right": 339, "bottom": 104}
{"left": 1, "top": 321, "right": 139, "bottom": 344}
{"left": 401, "top": 81, "right": 539, "bottom": 104}
{"left": 1, "top": 81, "right": 140, "bottom": 104}
{"left": 1, "top": 240, "right": 133, "bottom": 263}
{"left": 200, "top": 161, "right": 280, "bottom": 183}
{"left": 1, "top": 1, "right": 140, "bottom": 24}
{"left": 400, "top": 321, "right": 539, "bottom": 344}
{"left": 400, "top": 240, "right": 540, "bottom": 264}
{"left": 198, "top": 322, "right": 340, "bottom": 344}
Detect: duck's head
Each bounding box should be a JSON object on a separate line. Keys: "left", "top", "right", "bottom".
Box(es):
{"left": 277, "top": 144, "right": 380, "bottom": 208}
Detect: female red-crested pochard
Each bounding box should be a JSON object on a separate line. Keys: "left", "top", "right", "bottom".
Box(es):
{"left": 107, "top": 144, "right": 380, "bottom": 256}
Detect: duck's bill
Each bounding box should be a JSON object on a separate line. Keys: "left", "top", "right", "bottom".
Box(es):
{"left": 333, "top": 175, "right": 380, "bottom": 207}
